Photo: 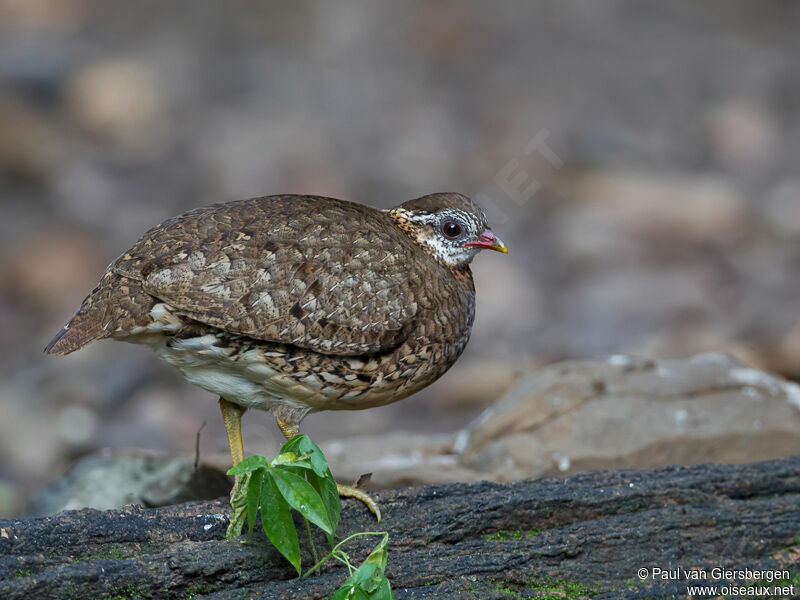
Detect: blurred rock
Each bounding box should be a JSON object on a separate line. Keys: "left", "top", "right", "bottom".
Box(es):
{"left": 460, "top": 353, "right": 800, "bottom": 480}
{"left": 706, "top": 101, "right": 776, "bottom": 172}
{"left": 0, "top": 0, "right": 87, "bottom": 29}
{"left": 764, "top": 180, "right": 800, "bottom": 237}
{"left": 64, "top": 58, "right": 164, "bottom": 151}
{"left": 323, "top": 433, "right": 481, "bottom": 489}
{"left": 561, "top": 169, "right": 747, "bottom": 240}
{"left": 469, "top": 259, "right": 543, "bottom": 354}
{"left": 424, "top": 357, "right": 533, "bottom": 411}
{"left": 0, "top": 94, "right": 57, "bottom": 181}
{"left": 56, "top": 404, "right": 98, "bottom": 445}
{"left": 25, "top": 449, "right": 231, "bottom": 517}
{"left": 551, "top": 203, "right": 644, "bottom": 264}
{"left": 292, "top": 354, "right": 800, "bottom": 489}
{"left": 1, "top": 230, "right": 106, "bottom": 317}
{"left": 768, "top": 317, "right": 800, "bottom": 380}
{"left": 407, "top": 3, "right": 483, "bottom": 63}
{"left": 0, "top": 480, "right": 22, "bottom": 518}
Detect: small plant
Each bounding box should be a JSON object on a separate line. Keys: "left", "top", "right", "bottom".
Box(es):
{"left": 226, "top": 435, "right": 394, "bottom": 598}
{"left": 307, "top": 532, "right": 393, "bottom": 600}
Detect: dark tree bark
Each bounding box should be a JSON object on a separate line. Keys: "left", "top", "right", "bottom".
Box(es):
{"left": 1, "top": 456, "right": 799, "bottom": 599}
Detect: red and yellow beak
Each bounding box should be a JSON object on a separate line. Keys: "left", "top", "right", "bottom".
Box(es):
{"left": 464, "top": 229, "right": 508, "bottom": 254}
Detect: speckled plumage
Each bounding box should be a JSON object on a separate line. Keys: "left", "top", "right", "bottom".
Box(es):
{"left": 46, "top": 193, "right": 501, "bottom": 427}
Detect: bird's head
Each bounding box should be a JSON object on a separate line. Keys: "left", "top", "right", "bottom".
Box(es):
{"left": 386, "top": 193, "right": 507, "bottom": 268}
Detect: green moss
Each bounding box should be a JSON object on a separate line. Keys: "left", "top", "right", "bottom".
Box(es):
{"left": 527, "top": 576, "right": 597, "bottom": 599}
{"left": 483, "top": 527, "right": 544, "bottom": 541}
{"left": 184, "top": 584, "right": 218, "bottom": 600}
{"left": 103, "top": 583, "right": 150, "bottom": 600}
{"left": 13, "top": 568, "right": 31, "bottom": 579}
{"left": 493, "top": 586, "right": 521, "bottom": 599}
{"left": 773, "top": 571, "right": 800, "bottom": 588}
{"left": 484, "top": 576, "right": 599, "bottom": 599}
{"left": 65, "top": 585, "right": 82, "bottom": 600}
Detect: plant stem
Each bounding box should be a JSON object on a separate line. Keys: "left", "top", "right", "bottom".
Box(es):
{"left": 303, "top": 517, "right": 319, "bottom": 564}
{"left": 302, "top": 532, "right": 387, "bottom": 578}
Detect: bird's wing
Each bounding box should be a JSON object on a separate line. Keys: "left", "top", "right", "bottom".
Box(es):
{"left": 112, "top": 196, "right": 424, "bottom": 355}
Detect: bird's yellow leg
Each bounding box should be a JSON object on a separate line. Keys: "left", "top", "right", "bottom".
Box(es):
{"left": 275, "top": 417, "right": 300, "bottom": 441}
{"left": 219, "top": 398, "right": 246, "bottom": 497}
{"left": 220, "top": 398, "right": 251, "bottom": 538}
{"left": 275, "top": 416, "right": 381, "bottom": 522}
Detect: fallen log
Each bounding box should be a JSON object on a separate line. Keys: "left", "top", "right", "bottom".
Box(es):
{"left": 1, "top": 455, "right": 799, "bottom": 599}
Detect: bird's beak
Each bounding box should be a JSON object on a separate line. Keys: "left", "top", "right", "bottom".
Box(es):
{"left": 464, "top": 229, "right": 508, "bottom": 254}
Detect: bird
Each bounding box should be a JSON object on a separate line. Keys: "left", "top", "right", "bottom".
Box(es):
{"left": 45, "top": 193, "right": 507, "bottom": 520}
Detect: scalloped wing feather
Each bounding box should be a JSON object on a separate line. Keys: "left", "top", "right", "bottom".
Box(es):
{"left": 112, "top": 196, "right": 423, "bottom": 356}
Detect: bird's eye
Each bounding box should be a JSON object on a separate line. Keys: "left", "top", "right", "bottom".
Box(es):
{"left": 441, "top": 220, "right": 462, "bottom": 239}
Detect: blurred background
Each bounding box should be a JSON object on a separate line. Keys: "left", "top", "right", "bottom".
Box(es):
{"left": 2, "top": 0, "right": 800, "bottom": 516}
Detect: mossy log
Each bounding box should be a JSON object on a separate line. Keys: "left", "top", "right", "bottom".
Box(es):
{"left": 1, "top": 456, "right": 799, "bottom": 599}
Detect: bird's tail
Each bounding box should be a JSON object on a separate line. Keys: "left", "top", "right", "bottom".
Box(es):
{"left": 44, "top": 287, "right": 113, "bottom": 355}
{"left": 45, "top": 272, "right": 158, "bottom": 355}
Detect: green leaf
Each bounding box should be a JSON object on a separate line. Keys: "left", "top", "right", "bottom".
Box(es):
{"left": 246, "top": 469, "right": 263, "bottom": 537}
{"left": 284, "top": 437, "right": 338, "bottom": 539}
{"left": 370, "top": 578, "right": 393, "bottom": 600}
{"left": 271, "top": 451, "right": 299, "bottom": 464}
{"left": 351, "top": 535, "right": 390, "bottom": 594}
{"left": 298, "top": 436, "right": 330, "bottom": 478}
{"left": 331, "top": 585, "right": 370, "bottom": 600}
{"left": 261, "top": 471, "right": 301, "bottom": 575}
{"left": 355, "top": 565, "right": 381, "bottom": 592}
{"left": 330, "top": 535, "right": 393, "bottom": 599}
{"left": 270, "top": 456, "right": 315, "bottom": 471}
{"left": 371, "top": 578, "right": 393, "bottom": 600}
{"left": 225, "top": 471, "right": 251, "bottom": 539}
{"left": 279, "top": 435, "right": 303, "bottom": 454}
{"left": 271, "top": 468, "right": 333, "bottom": 534}
{"left": 227, "top": 454, "right": 268, "bottom": 475}
{"left": 362, "top": 534, "right": 388, "bottom": 574}
{"left": 282, "top": 435, "right": 339, "bottom": 539}
{"left": 307, "top": 469, "right": 340, "bottom": 542}
{"left": 280, "top": 435, "right": 330, "bottom": 478}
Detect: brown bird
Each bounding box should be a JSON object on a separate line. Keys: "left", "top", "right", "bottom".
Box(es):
{"left": 45, "top": 193, "right": 507, "bottom": 519}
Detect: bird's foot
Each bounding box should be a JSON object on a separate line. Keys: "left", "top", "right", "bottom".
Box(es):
{"left": 337, "top": 483, "right": 381, "bottom": 522}
{"left": 225, "top": 473, "right": 250, "bottom": 538}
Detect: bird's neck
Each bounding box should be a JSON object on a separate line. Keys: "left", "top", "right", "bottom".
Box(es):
{"left": 384, "top": 208, "right": 475, "bottom": 272}
{"left": 384, "top": 207, "right": 419, "bottom": 237}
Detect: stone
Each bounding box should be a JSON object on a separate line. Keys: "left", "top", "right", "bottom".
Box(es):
{"left": 0, "top": 94, "right": 56, "bottom": 181}
{"left": 24, "top": 450, "right": 231, "bottom": 517}
{"left": 64, "top": 59, "right": 163, "bottom": 150}
{"left": 460, "top": 353, "right": 800, "bottom": 480}
{"left": 706, "top": 101, "right": 776, "bottom": 171}
{"left": 561, "top": 169, "right": 747, "bottom": 240}
{"left": 764, "top": 179, "right": 800, "bottom": 237}
{"left": 322, "top": 433, "right": 481, "bottom": 489}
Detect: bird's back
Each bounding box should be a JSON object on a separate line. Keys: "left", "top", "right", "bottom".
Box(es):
{"left": 46, "top": 195, "right": 474, "bottom": 360}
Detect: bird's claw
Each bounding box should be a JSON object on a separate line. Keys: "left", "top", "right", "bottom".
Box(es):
{"left": 337, "top": 483, "right": 381, "bottom": 522}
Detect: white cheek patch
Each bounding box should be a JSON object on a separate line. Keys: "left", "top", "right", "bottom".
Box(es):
{"left": 403, "top": 210, "right": 480, "bottom": 267}
{"left": 421, "top": 234, "right": 475, "bottom": 267}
